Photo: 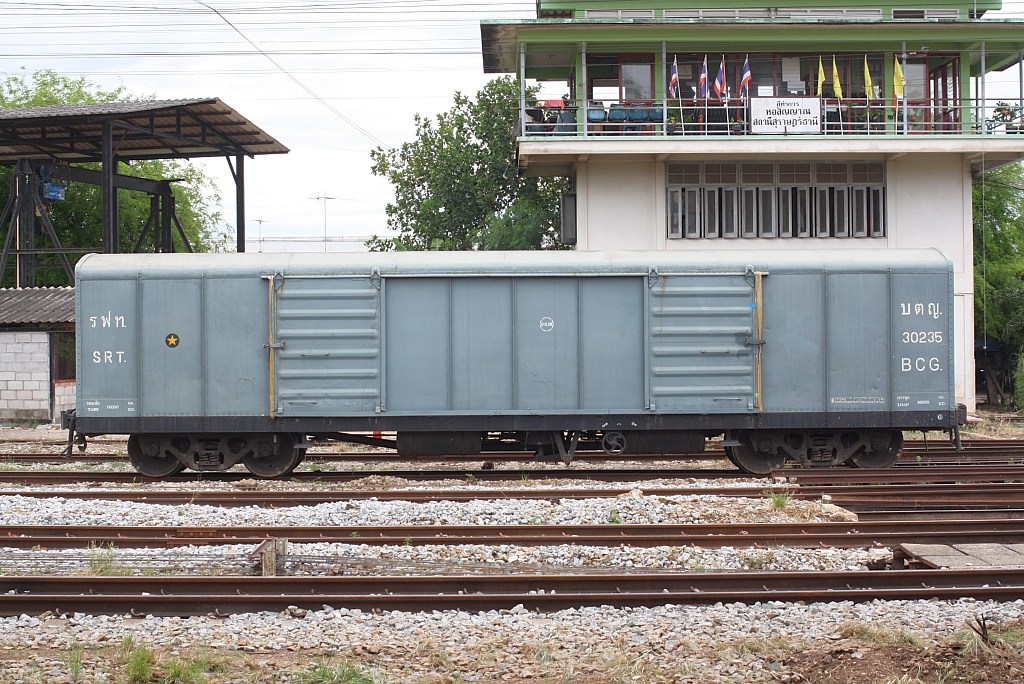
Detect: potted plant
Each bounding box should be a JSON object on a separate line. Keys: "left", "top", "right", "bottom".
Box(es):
{"left": 990, "top": 101, "right": 1022, "bottom": 133}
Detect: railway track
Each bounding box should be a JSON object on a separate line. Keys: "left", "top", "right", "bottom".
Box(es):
{"left": 0, "top": 438, "right": 1017, "bottom": 465}
{"left": 2, "top": 520, "right": 1024, "bottom": 549}
{"left": 4, "top": 482, "right": 1024, "bottom": 510}
{"left": 3, "top": 463, "right": 1024, "bottom": 486}
{"left": 0, "top": 468, "right": 747, "bottom": 486}
{"left": 3, "top": 569, "right": 1024, "bottom": 615}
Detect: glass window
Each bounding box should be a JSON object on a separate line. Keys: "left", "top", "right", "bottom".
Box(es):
{"left": 778, "top": 162, "right": 812, "bottom": 184}
{"left": 741, "top": 163, "right": 774, "bottom": 185}
{"left": 622, "top": 62, "right": 653, "bottom": 100}
{"left": 704, "top": 162, "right": 737, "bottom": 184}
{"left": 665, "top": 161, "right": 884, "bottom": 240}
{"left": 667, "top": 162, "right": 700, "bottom": 185}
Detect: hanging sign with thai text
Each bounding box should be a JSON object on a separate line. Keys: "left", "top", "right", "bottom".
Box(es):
{"left": 749, "top": 97, "right": 821, "bottom": 134}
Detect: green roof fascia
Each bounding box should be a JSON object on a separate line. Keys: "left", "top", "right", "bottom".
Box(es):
{"left": 535, "top": 0, "right": 1001, "bottom": 14}
{"left": 482, "top": 19, "right": 1024, "bottom": 74}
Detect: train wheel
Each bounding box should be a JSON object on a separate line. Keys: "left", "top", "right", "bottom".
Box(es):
{"left": 726, "top": 434, "right": 785, "bottom": 475}
{"left": 243, "top": 434, "right": 302, "bottom": 478}
{"left": 849, "top": 431, "right": 904, "bottom": 469}
{"left": 127, "top": 435, "right": 186, "bottom": 477}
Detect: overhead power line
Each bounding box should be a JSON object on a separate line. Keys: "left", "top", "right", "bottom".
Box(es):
{"left": 192, "top": 0, "right": 391, "bottom": 149}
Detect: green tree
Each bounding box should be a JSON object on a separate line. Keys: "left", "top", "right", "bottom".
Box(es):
{"left": 974, "top": 163, "right": 1024, "bottom": 404}
{"left": 368, "top": 76, "right": 569, "bottom": 251}
{"left": 0, "top": 69, "right": 228, "bottom": 287}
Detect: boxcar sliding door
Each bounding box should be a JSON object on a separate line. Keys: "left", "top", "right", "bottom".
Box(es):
{"left": 648, "top": 272, "right": 760, "bottom": 412}
{"left": 270, "top": 276, "right": 381, "bottom": 417}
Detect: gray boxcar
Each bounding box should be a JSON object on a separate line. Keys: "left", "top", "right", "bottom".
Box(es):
{"left": 73, "top": 249, "right": 962, "bottom": 476}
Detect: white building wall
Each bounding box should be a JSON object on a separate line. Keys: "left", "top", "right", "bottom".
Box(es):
{"left": 54, "top": 380, "right": 75, "bottom": 420}
{"left": 573, "top": 152, "right": 976, "bottom": 411}
{"left": 0, "top": 332, "right": 51, "bottom": 420}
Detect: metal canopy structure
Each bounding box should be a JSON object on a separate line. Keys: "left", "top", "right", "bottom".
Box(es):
{"left": 0, "top": 98, "right": 288, "bottom": 269}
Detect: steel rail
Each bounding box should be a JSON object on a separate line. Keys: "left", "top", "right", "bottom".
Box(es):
{"left": 0, "top": 439, "right": 1018, "bottom": 465}
{"left": 4, "top": 569, "right": 1024, "bottom": 616}
{"left": 772, "top": 465, "right": 1024, "bottom": 484}
{"left": 3, "top": 520, "right": 1024, "bottom": 549}
{"left": 6, "top": 482, "right": 1024, "bottom": 508}
{"left": 0, "top": 468, "right": 750, "bottom": 486}
{"left": 5, "top": 464, "right": 1024, "bottom": 487}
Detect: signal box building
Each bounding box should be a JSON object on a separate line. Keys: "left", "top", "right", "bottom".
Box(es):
{"left": 481, "top": 0, "right": 1024, "bottom": 412}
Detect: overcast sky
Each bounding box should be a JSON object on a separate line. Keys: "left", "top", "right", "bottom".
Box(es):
{"left": 2, "top": 0, "right": 1023, "bottom": 252}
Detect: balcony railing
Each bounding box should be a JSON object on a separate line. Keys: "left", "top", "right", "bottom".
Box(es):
{"left": 518, "top": 98, "right": 1024, "bottom": 138}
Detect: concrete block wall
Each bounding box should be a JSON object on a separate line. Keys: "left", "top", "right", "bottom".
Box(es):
{"left": 0, "top": 332, "right": 51, "bottom": 420}
{"left": 54, "top": 380, "right": 75, "bottom": 420}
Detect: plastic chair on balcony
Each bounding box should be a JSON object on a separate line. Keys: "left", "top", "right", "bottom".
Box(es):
{"left": 648, "top": 105, "right": 665, "bottom": 125}
{"left": 607, "top": 102, "right": 629, "bottom": 133}
{"left": 586, "top": 101, "right": 606, "bottom": 134}
{"left": 554, "top": 108, "right": 578, "bottom": 136}
{"left": 624, "top": 102, "right": 648, "bottom": 133}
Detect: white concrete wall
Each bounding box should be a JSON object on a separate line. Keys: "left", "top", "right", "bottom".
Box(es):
{"left": 0, "top": 332, "right": 51, "bottom": 420}
{"left": 54, "top": 380, "right": 75, "bottom": 420}
{"left": 572, "top": 152, "right": 976, "bottom": 411}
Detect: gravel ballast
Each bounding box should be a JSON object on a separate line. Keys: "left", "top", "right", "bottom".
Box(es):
{"left": 0, "top": 491, "right": 853, "bottom": 527}
{"left": 0, "top": 541, "right": 889, "bottom": 576}
{"left": 0, "top": 599, "right": 1021, "bottom": 683}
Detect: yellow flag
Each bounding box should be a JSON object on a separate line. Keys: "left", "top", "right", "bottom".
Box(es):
{"left": 893, "top": 57, "right": 906, "bottom": 98}
{"left": 863, "top": 55, "right": 873, "bottom": 99}
{"left": 817, "top": 56, "right": 825, "bottom": 96}
{"left": 832, "top": 56, "right": 843, "bottom": 99}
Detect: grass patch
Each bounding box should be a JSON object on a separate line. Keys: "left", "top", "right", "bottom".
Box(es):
{"left": 762, "top": 489, "right": 793, "bottom": 510}
{"left": 739, "top": 550, "right": 777, "bottom": 570}
{"left": 296, "top": 656, "right": 383, "bottom": 684}
{"left": 731, "top": 635, "right": 794, "bottom": 656}
{"left": 522, "top": 642, "right": 555, "bottom": 663}
{"left": 838, "top": 622, "right": 924, "bottom": 648}
{"left": 991, "top": 618, "right": 1024, "bottom": 647}
{"left": 61, "top": 642, "right": 84, "bottom": 681}
{"left": 607, "top": 508, "right": 622, "bottom": 524}
{"left": 125, "top": 643, "right": 156, "bottom": 683}
{"left": 75, "top": 542, "right": 132, "bottom": 576}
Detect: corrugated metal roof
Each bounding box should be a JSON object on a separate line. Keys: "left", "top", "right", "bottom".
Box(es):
{"left": 74, "top": 248, "right": 952, "bottom": 281}
{"left": 0, "top": 99, "right": 213, "bottom": 121}
{"left": 0, "top": 98, "right": 288, "bottom": 162}
{"left": 0, "top": 287, "right": 75, "bottom": 324}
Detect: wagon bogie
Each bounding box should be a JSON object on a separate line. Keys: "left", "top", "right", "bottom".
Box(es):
{"left": 126, "top": 432, "right": 304, "bottom": 478}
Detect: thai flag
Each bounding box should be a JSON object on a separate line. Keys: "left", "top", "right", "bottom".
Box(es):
{"left": 739, "top": 55, "right": 752, "bottom": 97}
{"left": 713, "top": 56, "right": 726, "bottom": 99}
{"left": 669, "top": 56, "right": 680, "bottom": 99}
{"left": 698, "top": 56, "right": 708, "bottom": 98}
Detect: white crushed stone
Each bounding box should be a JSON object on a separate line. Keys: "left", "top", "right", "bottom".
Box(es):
{"left": 0, "top": 491, "right": 850, "bottom": 527}
{"left": 0, "top": 598, "right": 1020, "bottom": 683}
{"left": 0, "top": 541, "right": 889, "bottom": 575}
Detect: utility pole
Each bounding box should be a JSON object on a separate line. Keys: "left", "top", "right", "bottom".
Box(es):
{"left": 252, "top": 218, "right": 266, "bottom": 253}
{"left": 311, "top": 192, "right": 334, "bottom": 253}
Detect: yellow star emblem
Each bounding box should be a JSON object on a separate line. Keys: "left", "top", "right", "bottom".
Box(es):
{"left": 165, "top": 334, "right": 180, "bottom": 348}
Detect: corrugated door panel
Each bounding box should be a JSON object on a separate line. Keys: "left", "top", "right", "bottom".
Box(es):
{"left": 827, "top": 273, "right": 888, "bottom": 411}
{"left": 451, "top": 278, "right": 514, "bottom": 411}
{"left": 761, "top": 274, "right": 825, "bottom": 412}
{"left": 140, "top": 279, "right": 202, "bottom": 416}
{"left": 385, "top": 278, "right": 449, "bottom": 412}
{"left": 890, "top": 273, "right": 952, "bottom": 412}
{"left": 580, "top": 277, "right": 645, "bottom": 410}
{"left": 78, "top": 279, "right": 138, "bottom": 418}
{"left": 649, "top": 275, "right": 756, "bottom": 412}
{"left": 274, "top": 277, "right": 380, "bottom": 416}
{"left": 515, "top": 278, "right": 580, "bottom": 411}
